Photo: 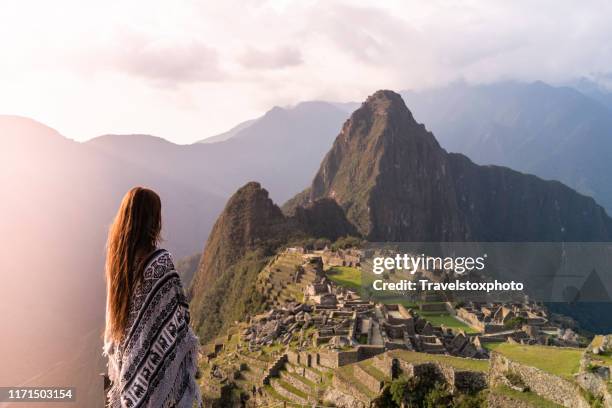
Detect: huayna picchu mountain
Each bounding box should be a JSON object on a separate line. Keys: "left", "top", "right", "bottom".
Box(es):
{"left": 285, "top": 90, "right": 612, "bottom": 242}
{"left": 190, "top": 182, "right": 355, "bottom": 342}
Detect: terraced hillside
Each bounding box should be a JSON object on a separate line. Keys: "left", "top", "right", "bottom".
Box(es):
{"left": 256, "top": 251, "right": 319, "bottom": 308}
{"left": 196, "top": 247, "right": 603, "bottom": 407}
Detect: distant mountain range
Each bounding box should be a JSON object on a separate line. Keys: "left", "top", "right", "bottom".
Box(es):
{"left": 400, "top": 81, "right": 612, "bottom": 215}
{"left": 199, "top": 81, "right": 612, "bottom": 215}
{"left": 0, "top": 101, "right": 346, "bottom": 396}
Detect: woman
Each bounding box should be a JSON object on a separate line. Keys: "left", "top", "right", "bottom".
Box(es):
{"left": 104, "top": 187, "right": 201, "bottom": 408}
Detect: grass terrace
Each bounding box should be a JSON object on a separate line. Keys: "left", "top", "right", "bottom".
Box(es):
{"left": 335, "top": 365, "right": 378, "bottom": 399}
{"left": 418, "top": 311, "right": 479, "bottom": 334}
{"left": 492, "top": 385, "right": 564, "bottom": 408}
{"left": 389, "top": 349, "right": 489, "bottom": 372}
{"left": 326, "top": 266, "right": 363, "bottom": 293}
{"left": 485, "top": 343, "right": 582, "bottom": 379}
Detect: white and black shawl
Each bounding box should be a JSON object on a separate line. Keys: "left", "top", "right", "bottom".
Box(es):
{"left": 104, "top": 249, "right": 202, "bottom": 408}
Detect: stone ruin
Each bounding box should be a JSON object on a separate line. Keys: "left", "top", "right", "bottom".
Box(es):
{"left": 243, "top": 302, "right": 314, "bottom": 349}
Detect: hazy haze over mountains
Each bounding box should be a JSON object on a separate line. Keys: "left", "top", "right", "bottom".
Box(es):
{"left": 401, "top": 81, "right": 612, "bottom": 214}
{"left": 2, "top": 78, "right": 612, "bottom": 405}
{"left": 0, "top": 100, "right": 347, "bottom": 397}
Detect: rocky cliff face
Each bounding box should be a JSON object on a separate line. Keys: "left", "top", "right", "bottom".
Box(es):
{"left": 191, "top": 182, "right": 287, "bottom": 293}
{"left": 287, "top": 90, "right": 612, "bottom": 242}
{"left": 190, "top": 182, "right": 289, "bottom": 340}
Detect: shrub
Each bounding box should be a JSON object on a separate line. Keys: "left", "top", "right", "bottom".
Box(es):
{"left": 454, "top": 391, "right": 487, "bottom": 408}
{"left": 424, "top": 382, "right": 452, "bottom": 408}
{"left": 503, "top": 316, "right": 527, "bottom": 329}
{"left": 504, "top": 371, "right": 526, "bottom": 389}
{"left": 331, "top": 235, "right": 363, "bottom": 250}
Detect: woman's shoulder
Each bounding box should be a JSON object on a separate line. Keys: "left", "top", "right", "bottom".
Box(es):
{"left": 143, "top": 248, "right": 177, "bottom": 280}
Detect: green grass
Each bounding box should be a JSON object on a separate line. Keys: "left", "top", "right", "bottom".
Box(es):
{"left": 336, "top": 366, "right": 377, "bottom": 399}
{"left": 375, "top": 296, "right": 418, "bottom": 308}
{"left": 286, "top": 371, "right": 317, "bottom": 390}
{"left": 389, "top": 349, "right": 489, "bottom": 372}
{"left": 263, "top": 384, "right": 293, "bottom": 404}
{"left": 492, "top": 385, "right": 564, "bottom": 408}
{"left": 418, "top": 311, "right": 479, "bottom": 333}
{"left": 589, "top": 352, "right": 612, "bottom": 366}
{"left": 358, "top": 360, "right": 389, "bottom": 381}
{"left": 277, "top": 379, "right": 309, "bottom": 399}
{"left": 486, "top": 343, "right": 582, "bottom": 379}
{"left": 327, "top": 266, "right": 362, "bottom": 293}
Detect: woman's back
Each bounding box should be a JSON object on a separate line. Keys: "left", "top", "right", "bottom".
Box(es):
{"left": 106, "top": 249, "right": 200, "bottom": 408}
{"left": 104, "top": 188, "right": 201, "bottom": 408}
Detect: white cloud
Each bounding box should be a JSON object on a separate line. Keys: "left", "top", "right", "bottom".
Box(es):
{"left": 110, "top": 32, "right": 224, "bottom": 85}
{"left": 1, "top": 0, "right": 612, "bottom": 143}
{"left": 239, "top": 46, "right": 303, "bottom": 70}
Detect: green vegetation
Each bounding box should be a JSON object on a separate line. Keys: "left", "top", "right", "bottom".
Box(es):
{"left": 579, "top": 387, "right": 605, "bottom": 408}
{"left": 373, "top": 295, "right": 418, "bottom": 308}
{"left": 423, "top": 382, "right": 452, "bottom": 408}
{"left": 263, "top": 384, "right": 293, "bottom": 404}
{"left": 327, "top": 266, "right": 363, "bottom": 293}
{"left": 453, "top": 392, "right": 487, "bottom": 408}
{"left": 174, "top": 252, "right": 201, "bottom": 289}
{"left": 331, "top": 235, "right": 363, "bottom": 250}
{"left": 385, "top": 376, "right": 470, "bottom": 408}
{"left": 336, "top": 365, "right": 377, "bottom": 399}
{"left": 192, "top": 249, "right": 270, "bottom": 343}
{"left": 389, "top": 350, "right": 489, "bottom": 372}
{"left": 492, "top": 385, "right": 564, "bottom": 408}
{"left": 276, "top": 379, "right": 309, "bottom": 399}
{"left": 389, "top": 376, "right": 427, "bottom": 407}
{"left": 485, "top": 343, "right": 582, "bottom": 379}
{"left": 359, "top": 360, "right": 389, "bottom": 382}
{"left": 503, "top": 316, "right": 526, "bottom": 329}
{"left": 503, "top": 371, "right": 525, "bottom": 389}
{"left": 418, "top": 312, "right": 479, "bottom": 334}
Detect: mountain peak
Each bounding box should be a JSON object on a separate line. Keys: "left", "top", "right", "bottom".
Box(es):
{"left": 358, "top": 89, "right": 414, "bottom": 120}
{"left": 287, "top": 89, "right": 612, "bottom": 242}
{"left": 365, "top": 89, "right": 405, "bottom": 107}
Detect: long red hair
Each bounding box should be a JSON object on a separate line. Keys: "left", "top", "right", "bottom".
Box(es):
{"left": 105, "top": 187, "right": 162, "bottom": 343}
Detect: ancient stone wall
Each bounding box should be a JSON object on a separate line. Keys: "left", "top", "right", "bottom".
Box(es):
{"left": 318, "top": 351, "right": 341, "bottom": 369}
{"left": 489, "top": 352, "right": 590, "bottom": 408}
{"left": 331, "top": 373, "right": 372, "bottom": 405}
{"left": 280, "top": 371, "right": 311, "bottom": 394}
{"left": 323, "top": 386, "right": 369, "bottom": 408}
{"left": 395, "top": 357, "right": 487, "bottom": 394}
{"left": 574, "top": 371, "right": 612, "bottom": 408}
{"left": 420, "top": 303, "right": 447, "bottom": 312}
{"left": 287, "top": 350, "right": 300, "bottom": 365}
{"left": 270, "top": 378, "right": 308, "bottom": 405}
{"left": 487, "top": 392, "right": 538, "bottom": 408}
{"left": 304, "top": 366, "right": 324, "bottom": 383}
{"left": 372, "top": 354, "right": 392, "bottom": 376}
{"left": 352, "top": 364, "right": 384, "bottom": 393}
{"left": 357, "top": 345, "right": 386, "bottom": 360}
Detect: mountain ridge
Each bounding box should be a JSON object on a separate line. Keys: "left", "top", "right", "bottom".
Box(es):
{"left": 286, "top": 89, "right": 612, "bottom": 242}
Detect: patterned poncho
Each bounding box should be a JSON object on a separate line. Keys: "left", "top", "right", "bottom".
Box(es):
{"left": 104, "top": 249, "right": 202, "bottom": 408}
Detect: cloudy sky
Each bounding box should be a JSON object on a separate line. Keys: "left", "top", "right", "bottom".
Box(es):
{"left": 2, "top": 0, "right": 612, "bottom": 144}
